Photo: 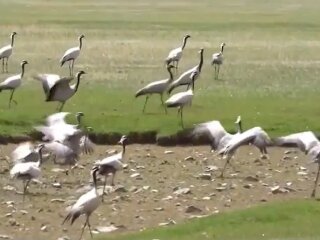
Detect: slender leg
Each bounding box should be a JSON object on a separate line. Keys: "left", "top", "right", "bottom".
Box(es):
{"left": 23, "top": 180, "right": 30, "bottom": 201}
{"left": 5, "top": 58, "right": 8, "bottom": 73}
{"left": 86, "top": 217, "right": 93, "bottom": 239}
{"left": 102, "top": 175, "right": 107, "bottom": 202}
{"left": 142, "top": 96, "right": 149, "bottom": 113}
{"left": 219, "top": 155, "right": 231, "bottom": 178}
{"left": 180, "top": 107, "right": 184, "bottom": 128}
{"left": 8, "top": 90, "right": 15, "bottom": 108}
{"left": 79, "top": 218, "right": 88, "bottom": 240}
{"left": 71, "top": 59, "right": 75, "bottom": 76}
{"left": 217, "top": 65, "right": 220, "bottom": 79}
{"left": 2, "top": 58, "right": 4, "bottom": 73}
{"left": 311, "top": 164, "right": 320, "bottom": 198}
{"left": 59, "top": 102, "right": 65, "bottom": 112}
{"left": 160, "top": 95, "right": 167, "bottom": 114}
{"left": 111, "top": 171, "right": 116, "bottom": 186}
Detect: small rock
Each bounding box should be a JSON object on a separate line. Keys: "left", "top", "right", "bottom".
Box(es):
{"left": 51, "top": 168, "right": 66, "bottom": 173}
{"left": 3, "top": 185, "right": 15, "bottom": 192}
{"left": 95, "top": 225, "right": 118, "bottom": 233}
{"left": 57, "top": 236, "right": 70, "bottom": 240}
{"left": 198, "top": 173, "right": 211, "bottom": 180}
{"left": 243, "top": 184, "right": 253, "bottom": 189}
{"left": 8, "top": 218, "right": 18, "bottom": 226}
{"left": 154, "top": 207, "right": 164, "bottom": 211}
{"left": 142, "top": 186, "right": 150, "bottom": 190}
{"left": 5, "top": 213, "right": 12, "bottom": 218}
{"left": 282, "top": 156, "right": 292, "bottom": 160}
{"left": 162, "top": 195, "right": 173, "bottom": 201}
{"left": 202, "top": 196, "right": 211, "bottom": 200}
{"left": 205, "top": 165, "right": 219, "bottom": 172}
{"left": 260, "top": 198, "right": 268, "bottom": 202}
{"left": 122, "top": 164, "right": 128, "bottom": 169}
{"left": 185, "top": 205, "right": 202, "bottom": 213}
{"left": 51, "top": 199, "right": 65, "bottom": 203}
{"left": 184, "top": 156, "right": 195, "bottom": 161}
{"left": 114, "top": 185, "right": 127, "bottom": 193}
{"left": 52, "top": 183, "right": 62, "bottom": 188}
{"left": 20, "top": 210, "right": 28, "bottom": 215}
{"left": 158, "top": 219, "right": 176, "bottom": 226}
{"left": 130, "top": 173, "right": 140, "bottom": 178}
{"left": 284, "top": 150, "right": 292, "bottom": 154}
{"left": 297, "top": 171, "right": 308, "bottom": 176}
{"left": 244, "top": 176, "right": 259, "bottom": 182}
{"left": 164, "top": 150, "right": 174, "bottom": 154}
{"left": 270, "top": 186, "right": 289, "bottom": 194}
{"left": 215, "top": 187, "right": 227, "bottom": 192}
{"left": 174, "top": 188, "right": 191, "bottom": 195}
{"left": 41, "top": 225, "right": 48, "bottom": 232}
{"left": 0, "top": 235, "right": 12, "bottom": 239}
{"left": 129, "top": 186, "right": 138, "bottom": 192}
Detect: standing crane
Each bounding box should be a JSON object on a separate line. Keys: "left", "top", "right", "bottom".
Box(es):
{"left": 0, "top": 60, "right": 28, "bottom": 108}
{"left": 165, "top": 34, "right": 191, "bottom": 71}
{"left": 0, "top": 32, "right": 17, "bottom": 73}
{"left": 212, "top": 42, "right": 226, "bottom": 79}
{"left": 60, "top": 34, "right": 85, "bottom": 76}
{"left": 135, "top": 64, "right": 175, "bottom": 113}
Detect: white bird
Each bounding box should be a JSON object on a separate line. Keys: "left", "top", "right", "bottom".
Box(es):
{"left": 80, "top": 126, "right": 95, "bottom": 155}
{"left": 0, "top": 32, "right": 17, "bottom": 73}
{"left": 193, "top": 116, "right": 243, "bottom": 152}
{"left": 218, "top": 126, "right": 272, "bottom": 177}
{"left": 165, "top": 34, "right": 191, "bottom": 70}
{"left": 45, "top": 70, "right": 86, "bottom": 112}
{"left": 33, "top": 73, "right": 73, "bottom": 98}
{"left": 63, "top": 187, "right": 104, "bottom": 240}
{"left": 167, "top": 48, "right": 204, "bottom": 94}
{"left": 165, "top": 71, "right": 197, "bottom": 128}
{"left": 273, "top": 131, "right": 320, "bottom": 197}
{"left": 135, "top": 64, "right": 175, "bottom": 113}
{"left": 60, "top": 34, "right": 85, "bottom": 76}
{"left": 11, "top": 142, "right": 40, "bottom": 164}
{"left": 10, "top": 144, "right": 44, "bottom": 199}
{"left": 0, "top": 60, "right": 28, "bottom": 108}
{"left": 212, "top": 42, "right": 226, "bottom": 79}
{"left": 92, "top": 135, "right": 128, "bottom": 199}
{"left": 35, "top": 112, "right": 84, "bottom": 142}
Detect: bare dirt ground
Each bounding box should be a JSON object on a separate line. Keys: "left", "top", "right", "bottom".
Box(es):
{"left": 0, "top": 144, "right": 317, "bottom": 240}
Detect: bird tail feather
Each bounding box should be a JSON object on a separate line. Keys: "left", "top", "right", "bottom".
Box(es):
{"left": 135, "top": 88, "right": 146, "bottom": 98}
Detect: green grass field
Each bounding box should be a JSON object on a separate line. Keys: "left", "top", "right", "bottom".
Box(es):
{"left": 0, "top": 0, "right": 320, "bottom": 136}
{"left": 100, "top": 199, "right": 320, "bottom": 240}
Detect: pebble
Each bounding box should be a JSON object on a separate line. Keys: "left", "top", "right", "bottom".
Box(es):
{"left": 51, "top": 199, "right": 65, "bottom": 203}
{"left": 158, "top": 219, "right": 176, "bottom": 226}
{"left": 164, "top": 150, "right": 174, "bottom": 154}
{"left": 52, "top": 183, "right": 62, "bottom": 188}
{"left": 297, "top": 171, "right": 308, "bottom": 176}
{"left": 130, "top": 173, "right": 140, "bottom": 178}
{"left": 215, "top": 187, "right": 227, "bottom": 192}
{"left": 244, "top": 176, "right": 259, "bottom": 182}
{"left": 162, "top": 195, "right": 173, "bottom": 201}
{"left": 184, "top": 156, "right": 195, "bottom": 161}
{"left": 57, "top": 236, "right": 70, "bottom": 240}
{"left": 115, "top": 185, "right": 127, "bottom": 193}
{"left": 173, "top": 187, "right": 191, "bottom": 195}
{"left": 41, "top": 225, "right": 48, "bottom": 232}
{"left": 243, "top": 184, "right": 253, "bottom": 189}
{"left": 154, "top": 207, "right": 164, "bottom": 211}
{"left": 20, "top": 210, "right": 28, "bottom": 215}
{"left": 107, "top": 149, "right": 118, "bottom": 155}
{"left": 198, "top": 173, "right": 211, "bottom": 180}
{"left": 270, "top": 186, "right": 289, "bottom": 194}
{"left": 3, "top": 185, "right": 15, "bottom": 192}
{"left": 205, "top": 165, "right": 219, "bottom": 172}
{"left": 95, "top": 225, "right": 119, "bottom": 233}
{"left": 185, "top": 205, "right": 202, "bottom": 213}
{"left": 202, "top": 196, "right": 211, "bottom": 200}
{"left": 0, "top": 235, "right": 12, "bottom": 239}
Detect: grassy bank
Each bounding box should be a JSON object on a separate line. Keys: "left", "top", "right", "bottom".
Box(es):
{"left": 102, "top": 199, "right": 320, "bottom": 240}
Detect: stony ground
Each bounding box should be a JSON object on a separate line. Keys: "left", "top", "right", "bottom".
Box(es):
{"left": 0, "top": 143, "right": 317, "bottom": 240}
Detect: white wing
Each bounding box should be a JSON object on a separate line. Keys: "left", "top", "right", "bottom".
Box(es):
{"left": 11, "top": 142, "right": 34, "bottom": 162}
{"left": 274, "top": 131, "right": 319, "bottom": 152}
{"left": 168, "top": 66, "right": 197, "bottom": 92}
{"left": 60, "top": 47, "right": 80, "bottom": 63}
{"left": 46, "top": 112, "right": 70, "bottom": 126}
{"left": 165, "top": 89, "right": 193, "bottom": 106}
{"left": 34, "top": 74, "right": 68, "bottom": 94}
{"left": 193, "top": 120, "right": 231, "bottom": 150}
{"left": 10, "top": 162, "right": 41, "bottom": 178}
{"left": 220, "top": 127, "right": 271, "bottom": 155}
{"left": 0, "top": 74, "right": 21, "bottom": 89}
{"left": 95, "top": 152, "right": 124, "bottom": 170}
{"left": 166, "top": 47, "right": 182, "bottom": 62}
{"left": 0, "top": 45, "right": 12, "bottom": 58}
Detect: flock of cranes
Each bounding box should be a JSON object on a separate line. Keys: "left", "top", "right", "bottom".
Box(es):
{"left": 1, "top": 32, "right": 320, "bottom": 239}
{"left": 0, "top": 32, "right": 85, "bottom": 110}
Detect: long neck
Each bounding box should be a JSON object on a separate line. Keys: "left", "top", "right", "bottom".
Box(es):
{"left": 79, "top": 37, "right": 83, "bottom": 49}
{"left": 181, "top": 37, "right": 188, "bottom": 50}
{"left": 221, "top": 45, "right": 224, "bottom": 53}
{"left": 74, "top": 74, "right": 81, "bottom": 92}
{"left": 76, "top": 115, "right": 82, "bottom": 126}
{"left": 21, "top": 64, "right": 26, "bottom": 78}
{"left": 11, "top": 35, "right": 15, "bottom": 47}
{"left": 122, "top": 143, "right": 126, "bottom": 156}
{"left": 92, "top": 167, "right": 99, "bottom": 189}
{"left": 37, "top": 149, "right": 43, "bottom": 167}
{"left": 167, "top": 68, "right": 174, "bottom": 82}
{"left": 198, "top": 51, "right": 204, "bottom": 72}
{"left": 236, "top": 121, "right": 243, "bottom": 133}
